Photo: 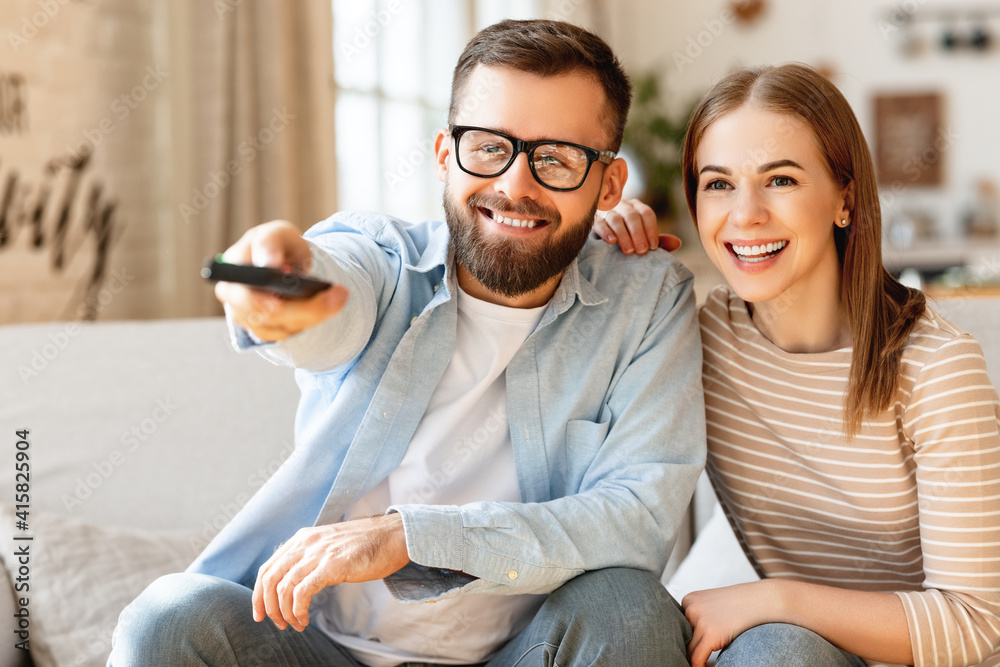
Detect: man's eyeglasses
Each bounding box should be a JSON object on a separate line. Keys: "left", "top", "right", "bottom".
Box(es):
{"left": 448, "top": 124, "right": 616, "bottom": 192}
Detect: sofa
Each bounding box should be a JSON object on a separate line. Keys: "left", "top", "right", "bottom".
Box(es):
{"left": 1, "top": 296, "right": 997, "bottom": 667}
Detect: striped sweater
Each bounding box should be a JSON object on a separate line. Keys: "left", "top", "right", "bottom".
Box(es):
{"left": 700, "top": 286, "right": 1000, "bottom": 667}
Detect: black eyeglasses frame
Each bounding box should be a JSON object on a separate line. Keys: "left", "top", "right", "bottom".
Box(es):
{"left": 447, "top": 124, "right": 617, "bottom": 192}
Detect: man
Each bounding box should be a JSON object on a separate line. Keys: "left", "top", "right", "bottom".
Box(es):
{"left": 111, "top": 19, "right": 704, "bottom": 666}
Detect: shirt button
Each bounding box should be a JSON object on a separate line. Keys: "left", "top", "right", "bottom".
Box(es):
{"left": 382, "top": 411, "right": 389, "bottom": 418}
{"left": 433, "top": 284, "right": 440, "bottom": 292}
{"left": 410, "top": 316, "right": 417, "bottom": 325}
{"left": 507, "top": 569, "right": 518, "bottom": 580}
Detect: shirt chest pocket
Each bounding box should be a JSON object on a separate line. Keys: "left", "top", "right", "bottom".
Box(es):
{"left": 565, "top": 418, "right": 611, "bottom": 459}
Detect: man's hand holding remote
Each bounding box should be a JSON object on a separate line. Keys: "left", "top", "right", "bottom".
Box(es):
{"left": 214, "top": 220, "right": 349, "bottom": 342}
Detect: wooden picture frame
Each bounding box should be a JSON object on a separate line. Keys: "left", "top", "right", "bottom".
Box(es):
{"left": 873, "top": 93, "right": 944, "bottom": 187}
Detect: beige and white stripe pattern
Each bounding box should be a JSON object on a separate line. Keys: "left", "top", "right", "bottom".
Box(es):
{"left": 700, "top": 286, "right": 1000, "bottom": 667}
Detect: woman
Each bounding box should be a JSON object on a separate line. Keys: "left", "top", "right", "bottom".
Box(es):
{"left": 596, "top": 64, "right": 1000, "bottom": 667}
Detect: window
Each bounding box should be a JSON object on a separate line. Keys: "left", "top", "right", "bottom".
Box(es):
{"left": 332, "top": 0, "right": 543, "bottom": 222}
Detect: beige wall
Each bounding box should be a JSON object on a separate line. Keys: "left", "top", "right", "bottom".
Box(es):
{"left": 0, "top": 0, "right": 336, "bottom": 324}
{"left": 605, "top": 0, "right": 1000, "bottom": 245}
{"left": 0, "top": 0, "right": 169, "bottom": 323}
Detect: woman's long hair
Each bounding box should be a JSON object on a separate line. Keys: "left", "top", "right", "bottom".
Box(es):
{"left": 681, "top": 64, "right": 926, "bottom": 436}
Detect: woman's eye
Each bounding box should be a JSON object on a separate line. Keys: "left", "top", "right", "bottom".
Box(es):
{"left": 772, "top": 176, "right": 796, "bottom": 187}
{"left": 703, "top": 180, "right": 730, "bottom": 191}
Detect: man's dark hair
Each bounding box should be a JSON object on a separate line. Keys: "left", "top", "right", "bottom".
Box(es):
{"left": 449, "top": 19, "right": 632, "bottom": 152}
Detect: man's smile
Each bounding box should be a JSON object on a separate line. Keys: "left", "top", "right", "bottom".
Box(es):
{"left": 478, "top": 206, "right": 550, "bottom": 230}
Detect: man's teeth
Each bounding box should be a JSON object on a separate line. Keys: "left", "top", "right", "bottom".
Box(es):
{"left": 732, "top": 240, "right": 787, "bottom": 262}
{"left": 494, "top": 213, "right": 538, "bottom": 229}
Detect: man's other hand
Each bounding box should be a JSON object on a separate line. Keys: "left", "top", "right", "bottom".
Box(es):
{"left": 594, "top": 198, "right": 681, "bottom": 254}
{"left": 214, "top": 220, "right": 349, "bottom": 342}
{"left": 252, "top": 513, "right": 410, "bottom": 632}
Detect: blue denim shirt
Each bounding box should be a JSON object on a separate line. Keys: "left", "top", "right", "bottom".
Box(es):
{"left": 187, "top": 211, "right": 706, "bottom": 602}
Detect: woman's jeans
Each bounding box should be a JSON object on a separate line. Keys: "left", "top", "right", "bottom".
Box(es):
{"left": 715, "top": 623, "right": 868, "bottom": 667}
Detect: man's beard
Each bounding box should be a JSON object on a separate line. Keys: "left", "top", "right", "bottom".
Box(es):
{"left": 443, "top": 185, "right": 597, "bottom": 299}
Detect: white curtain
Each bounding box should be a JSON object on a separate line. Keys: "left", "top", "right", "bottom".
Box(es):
{"left": 164, "top": 0, "right": 337, "bottom": 318}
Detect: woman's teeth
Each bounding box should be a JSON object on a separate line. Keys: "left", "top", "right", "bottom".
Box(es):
{"left": 732, "top": 240, "right": 787, "bottom": 262}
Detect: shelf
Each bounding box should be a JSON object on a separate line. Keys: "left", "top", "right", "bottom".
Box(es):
{"left": 882, "top": 239, "right": 1000, "bottom": 274}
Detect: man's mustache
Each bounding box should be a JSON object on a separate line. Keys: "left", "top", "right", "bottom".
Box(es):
{"left": 465, "top": 193, "right": 561, "bottom": 224}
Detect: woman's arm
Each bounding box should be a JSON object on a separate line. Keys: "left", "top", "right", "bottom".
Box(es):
{"left": 683, "top": 579, "right": 913, "bottom": 667}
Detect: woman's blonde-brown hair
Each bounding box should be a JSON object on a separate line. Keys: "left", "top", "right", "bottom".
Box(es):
{"left": 681, "top": 64, "right": 926, "bottom": 435}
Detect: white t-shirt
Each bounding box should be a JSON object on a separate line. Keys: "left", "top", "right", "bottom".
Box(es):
{"left": 317, "top": 286, "right": 548, "bottom": 666}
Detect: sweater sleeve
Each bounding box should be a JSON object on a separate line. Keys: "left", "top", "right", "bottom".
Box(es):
{"left": 897, "top": 334, "right": 1000, "bottom": 667}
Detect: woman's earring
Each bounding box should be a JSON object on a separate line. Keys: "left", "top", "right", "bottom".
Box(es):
{"left": 837, "top": 218, "right": 850, "bottom": 228}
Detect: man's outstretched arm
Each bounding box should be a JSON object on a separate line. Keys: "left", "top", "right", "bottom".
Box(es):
{"left": 215, "top": 220, "right": 349, "bottom": 343}
{"left": 215, "top": 217, "right": 397, "bottom": 373}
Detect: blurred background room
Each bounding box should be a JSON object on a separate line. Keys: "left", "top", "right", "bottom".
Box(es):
{"left": 2, "top": 5, "right": 999, "bottom": 665}
{"left": 1, "top": 0, "right": 999, "bottom": 323}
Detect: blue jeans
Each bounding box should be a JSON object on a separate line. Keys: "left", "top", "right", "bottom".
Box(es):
{"left": 715, "top": 623, "right": 867, "bottom": 667}
{"left": 109, "top": 568, "right": 691, "bottom": 666}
